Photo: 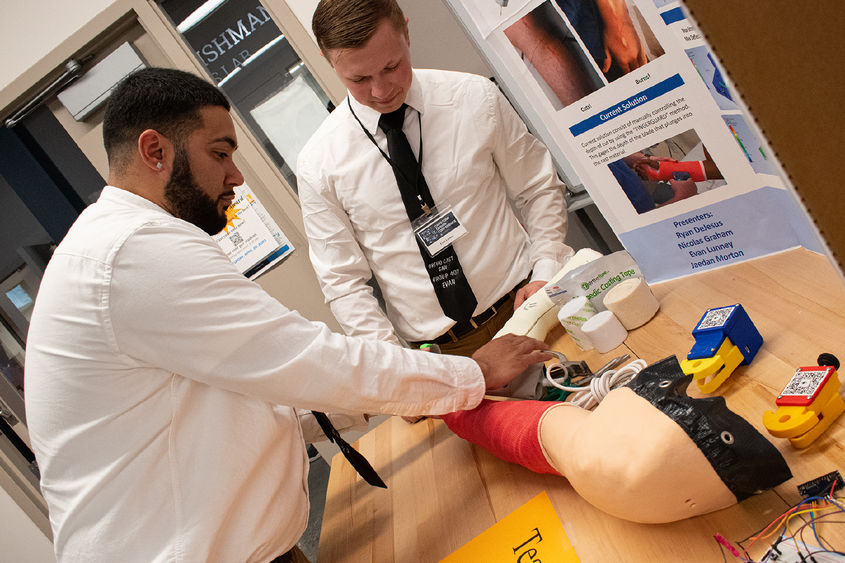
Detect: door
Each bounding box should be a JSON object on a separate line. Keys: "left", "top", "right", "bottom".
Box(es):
{"left": 154, "top": 0, "right": 335, "bottom": 192}
{"left": 0, "top": 100, "right": 97, "bottom": 541}
{"left": 0, "top": 0, "right": 343, "bottom": 537}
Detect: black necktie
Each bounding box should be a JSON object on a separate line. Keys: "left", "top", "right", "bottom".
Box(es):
{"left": 378, "top": 104, "right": 478, "bottom": 324}
{"left": 311, "top": 411, "right": 386, "bottom": 488}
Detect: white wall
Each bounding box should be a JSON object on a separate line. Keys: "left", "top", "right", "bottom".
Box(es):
{"left": 400, "top": 0, "right": 491, "bottom": 75}
{"left": 0, "top": 1, "right": 117, "bottom": 557}
{"left": 286, "top": 0, "right": 320, "bottom": 43}
{"left": 0, "top": 487, "right": 54, "bottom": 562}
{"left": 0, "top": 0, "right": 119, "bottom": 94}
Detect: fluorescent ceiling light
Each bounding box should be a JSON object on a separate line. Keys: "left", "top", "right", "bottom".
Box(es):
{"left": 217, "top": 66, "right": 241, "bottom": 87}
{"left": 241, "top": 35, "right": 285, "bottom": 67}
{"left": 177, "top": 0, "right": 226, "bottom": 33}
{"left": 216, "top": 35, "right": 286, "bottom": 86}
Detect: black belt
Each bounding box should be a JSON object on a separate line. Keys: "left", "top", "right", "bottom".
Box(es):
{"left": 425, "top": 287, "right": 517, "bottom": 345}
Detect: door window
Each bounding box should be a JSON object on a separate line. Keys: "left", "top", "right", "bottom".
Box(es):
{"left": 156, "top": 0, "right": 334, "bottom": 191}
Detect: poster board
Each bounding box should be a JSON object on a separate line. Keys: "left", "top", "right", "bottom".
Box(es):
{"left": 444, "top": 0, "right": 827, "bottom": 283}
{"left": 681, "top": 0, "right": 844, "bottom": 278}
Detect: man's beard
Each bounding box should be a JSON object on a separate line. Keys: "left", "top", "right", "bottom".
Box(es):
{"left": 163, "top": 148, "right": 228, "bottom": 235}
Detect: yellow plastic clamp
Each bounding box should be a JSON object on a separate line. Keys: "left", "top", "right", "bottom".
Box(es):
{"left": 763, "top": 369, "right": 845, "bottom": 449}
{"left": 680, "top": 337, "right": 745, "bottom": 394}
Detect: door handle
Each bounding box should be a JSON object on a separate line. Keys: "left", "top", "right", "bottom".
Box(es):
{"left": 0, "top": 403, "right": 19, "bottom": 427}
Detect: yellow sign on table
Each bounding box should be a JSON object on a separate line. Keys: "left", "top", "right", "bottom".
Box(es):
{"left": 440, "top": 492, "right": 579, "bottom": 562}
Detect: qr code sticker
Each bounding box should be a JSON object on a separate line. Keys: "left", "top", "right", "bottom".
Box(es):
{"left": 698, "top": 306, "right": 734, "bottom": 330}
{"left": 229, "top": 232, "right": 244, "bottom": 246}
{"left": 781, "top": 368, "right": 828, "bottom": 398}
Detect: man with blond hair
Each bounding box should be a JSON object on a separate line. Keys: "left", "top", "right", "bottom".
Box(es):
{"left": 298, "top": 0, "right": 573, "bottom": 357}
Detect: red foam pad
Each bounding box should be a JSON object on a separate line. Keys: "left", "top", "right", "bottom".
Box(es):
{"left": 643, "top": 159, "right": 707, "bottom": 181}
{"left": 442, "top": 399, "right": 561, "bottom": 475}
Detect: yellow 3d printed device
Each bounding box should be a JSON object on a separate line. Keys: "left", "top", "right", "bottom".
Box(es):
{"left": 680, "top": 304, "right": 763, "bottom": 393}
{"left": 763, "top": 354, "right": 845, "bottom": 448}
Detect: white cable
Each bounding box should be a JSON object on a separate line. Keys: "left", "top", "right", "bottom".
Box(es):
{"left": 544, "top": 359, "right": 648, "bottom": 410}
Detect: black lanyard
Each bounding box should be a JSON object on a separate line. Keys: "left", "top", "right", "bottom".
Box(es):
{"left": 348, "top": 97, "right": 430, "bottom": 216}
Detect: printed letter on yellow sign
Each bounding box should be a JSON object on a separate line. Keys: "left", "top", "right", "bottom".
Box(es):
{"left": 440, "top": 491, "right": 579, "bottom": 562}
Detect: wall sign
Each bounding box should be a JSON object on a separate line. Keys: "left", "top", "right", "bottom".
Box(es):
{"left": 213, "top": 184, "right": 294, "bottom": 279}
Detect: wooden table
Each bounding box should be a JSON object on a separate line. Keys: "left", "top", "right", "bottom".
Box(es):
{"left": 318, "top": 249, "right": 845, "bottom": 562}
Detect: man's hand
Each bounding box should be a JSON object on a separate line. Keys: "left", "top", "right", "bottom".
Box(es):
{"left": 621, "top": 151, "right": 648, "bottom": 168}
{"left": 472, "top": 334, "right": 554, "bottom": 391}
{"left": 633, "top": 156, "right": 674, "bottom": 180}
{"left": 514, "top": 280, "right": 547, "bottom": 309}
{"left": 659, "top": 178, "right": 698, "bottom": 206}
{"left": 596, "top": 0, "right": 648, "bottom": 74}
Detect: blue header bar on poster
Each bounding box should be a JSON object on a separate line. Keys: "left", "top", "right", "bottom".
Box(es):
{"left": 569, "top": 74, "right": 686, "bottom": 137}
{"left": 660, "top": 7, "right": 686, "bottom": 25}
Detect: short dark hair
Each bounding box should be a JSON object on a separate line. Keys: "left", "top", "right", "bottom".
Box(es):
{"left": 312, "top": 0, "right": 405, "bottom": 55}
{"left": 103, "top": 67, "right": 230, "bottom": 172}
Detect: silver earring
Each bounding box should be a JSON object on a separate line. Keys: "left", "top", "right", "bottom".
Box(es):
{"left": 156, "top": 162, "right": 163, "bottom": 170}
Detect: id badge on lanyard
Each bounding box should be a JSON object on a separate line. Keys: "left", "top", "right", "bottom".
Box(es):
{"left": 347, "top": 99, "right": 468, "bottom": 256}
{"left": 412, "top": 203, "right": 468, "bottom": 257}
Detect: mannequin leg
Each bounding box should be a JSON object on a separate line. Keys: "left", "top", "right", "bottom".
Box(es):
{"left": 442, "top": 357, "right": 791, "bottom": 524}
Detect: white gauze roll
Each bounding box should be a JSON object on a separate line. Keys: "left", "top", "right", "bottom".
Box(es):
{"left": 496, "top": 288, "right": 559, "bottom": 338}
{"left": 495, "top": 248, "right": 604, "bottom": 339}
{"left": 557, "top": 296, "right": 597, "bottom": 351}
{"left": 526, "top": 306, "right": 562, "bottom": 341}
{"left": 581, "top": 310, "right": 628, "bottom": 353}
{"left": 602, "top": 277, "right": 660, "bottom": 330}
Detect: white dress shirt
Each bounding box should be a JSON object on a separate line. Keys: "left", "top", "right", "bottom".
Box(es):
{"left": 24, "top": 186, "right": 484, "bottom": 563}
{"left": 298, "top": 69, "right": 573, "bottom": 344}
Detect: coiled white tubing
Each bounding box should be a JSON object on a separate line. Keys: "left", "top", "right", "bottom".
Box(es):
{"left": 545, "top": 358, "right": 648, "bottom": 410}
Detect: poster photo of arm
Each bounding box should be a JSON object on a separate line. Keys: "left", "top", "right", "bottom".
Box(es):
{"left": 503, "top": 0, "right": 666, "bottom": 111}
{"left": 609, "top": 129, "right": 725, "bottom": 214}
{"left": 504, "top": 1, "right": 604, "bottom": 110}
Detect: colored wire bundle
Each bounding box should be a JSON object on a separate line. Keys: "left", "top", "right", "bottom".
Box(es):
{"left": 715, "top": 478, "right": 845, "bottom": 562}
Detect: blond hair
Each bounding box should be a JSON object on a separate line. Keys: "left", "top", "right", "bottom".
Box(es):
{"left": 312, "top": 0, "right": 406, "bottom": 55}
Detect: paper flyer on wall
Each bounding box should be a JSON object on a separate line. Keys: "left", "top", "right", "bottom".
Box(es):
{"left": 446, "top": 0, "right": 822, "bottom": 282}
{"left": 213, "top": 184, "right": 294, "bottom": 279}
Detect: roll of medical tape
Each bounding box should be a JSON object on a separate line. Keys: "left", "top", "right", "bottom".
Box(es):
{"left": 557, "top": 296, "right": 597, "bottom": 351}
{"left": 602, "top": 277, "right": 660, "bottom": 330}
{"left": 581, "top": 310, "right": 628, "bottom": 353}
